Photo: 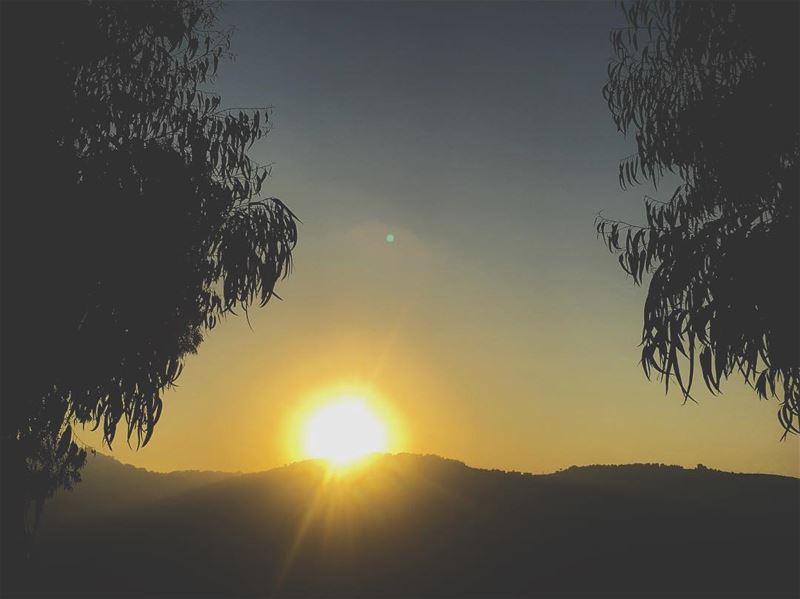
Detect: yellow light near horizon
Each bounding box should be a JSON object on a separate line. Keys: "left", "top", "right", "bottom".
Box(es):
{"left": 302, "top": 397, "right": 388, "bottom": 466}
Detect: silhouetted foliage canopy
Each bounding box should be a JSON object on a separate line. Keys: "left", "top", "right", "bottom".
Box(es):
{"left": 1, "top": 0, "right": 297, "bottom": 525}
{"left": 596, "top": 0, "right": 799, "bottom": 434}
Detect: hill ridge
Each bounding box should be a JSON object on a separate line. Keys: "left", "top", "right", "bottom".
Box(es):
{"left": 33, "top": 450, "right": 799, "bottom": 598}
{"left": 85, "top": 450, "right": 800, "bottom": 480}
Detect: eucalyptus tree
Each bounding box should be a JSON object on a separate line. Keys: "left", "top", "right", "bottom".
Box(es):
{"left": 1, "top": 0, "right": 297, "bottom": 577}
{"left": 596, "top": 1, "right": 798, "bottom": 433}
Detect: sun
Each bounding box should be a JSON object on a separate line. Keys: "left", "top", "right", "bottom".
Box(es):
{"left": 302, "top": 397, "right": 388, "bottom": 466}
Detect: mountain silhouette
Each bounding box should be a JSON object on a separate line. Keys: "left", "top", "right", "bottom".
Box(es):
{"left": 38, "top": 453, "right": 235, "bottom": 530}
{"left": 30, "top": 453, "right": 799, "bottom": 598}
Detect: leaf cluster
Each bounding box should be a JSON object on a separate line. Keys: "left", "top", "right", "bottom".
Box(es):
{"left": 597, "top": 1, "right": 799, "bottom": 434}
{"left": 2, "top": 0, "right": 298, "bottom": 488}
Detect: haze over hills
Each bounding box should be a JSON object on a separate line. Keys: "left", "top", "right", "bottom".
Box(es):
{"left": 32, "top": 453, "right": 799, "bottom": 598}
{"left": 39, "top": 453, "right": 235, "bottom": 530}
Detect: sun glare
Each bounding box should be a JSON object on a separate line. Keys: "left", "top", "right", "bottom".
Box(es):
{"left": 302, "top": 397, "right": 388, "bottom": 466}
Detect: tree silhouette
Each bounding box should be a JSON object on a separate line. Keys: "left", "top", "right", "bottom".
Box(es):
{"left": 1, "top": 0, "right": 297, "bottom": 580}
{"left": 596, "top": 1, "right": 799, "bottom": 434}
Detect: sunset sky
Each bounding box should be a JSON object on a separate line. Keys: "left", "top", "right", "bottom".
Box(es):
{"left": 85, "top": 1, "right": 799, "bottom": 477}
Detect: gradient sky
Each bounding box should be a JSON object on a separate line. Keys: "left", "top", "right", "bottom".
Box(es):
{"left": 86, "top": 1, "right": 799, "bottom": 476}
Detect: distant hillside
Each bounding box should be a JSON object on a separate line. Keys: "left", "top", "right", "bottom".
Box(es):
{"left": 31, "top": 454, "right": 799, "bottom": 598}
{"left": 39, "top": 452, "right": 235, "bottom": 531}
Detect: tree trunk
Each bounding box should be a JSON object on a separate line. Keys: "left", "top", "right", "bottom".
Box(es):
{"left": 1, "top": 437, "right": 32, "bottom": 597}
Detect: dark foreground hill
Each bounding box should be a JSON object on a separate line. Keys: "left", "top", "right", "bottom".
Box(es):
{"left": 30, "top": 454, "right": 799, "bottom": 598}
